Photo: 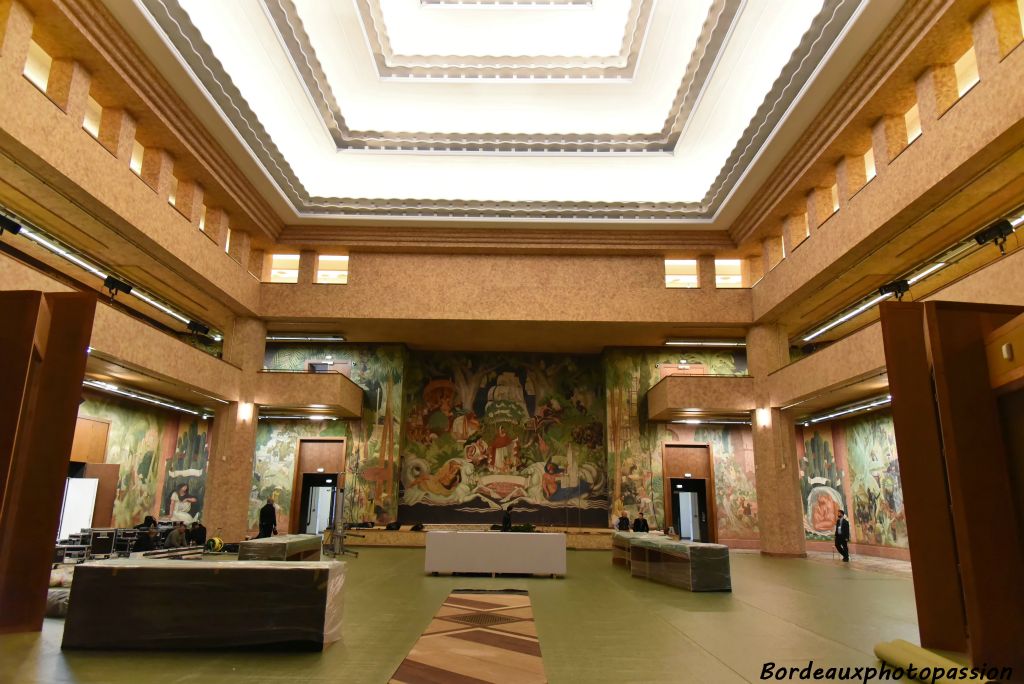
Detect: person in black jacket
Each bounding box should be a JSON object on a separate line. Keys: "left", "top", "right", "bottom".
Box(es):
{"left": 501, "top": 504, "right": 513, "bottom": 532}
{"left": 834, "top": 510, "right": 851, "bottom": 562}
{"left": 188, "top": 521, "right": 207, "bottom": 547}
{"left": 616, "top": 511, "right": 630, "bottom": 531}
{"left": 632, "top": 512, "right": 650, "bottom": 532}
{"left": 133, "top": 526, "right": 158, "bottom": 552}
{"left": 258, "top": 498, "right": 277, "bottom": 538}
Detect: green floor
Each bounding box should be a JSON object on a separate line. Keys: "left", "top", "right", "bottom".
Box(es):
{"left": 0, "top": 549, "right": 919, "bottom": 684}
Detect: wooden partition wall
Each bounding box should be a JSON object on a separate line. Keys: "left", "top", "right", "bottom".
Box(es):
{"left": 0, "top": 291, "right": 96, "bottom": 633}
{"left": 880, "top": 301, "right": 1024, "bottom": 670}
{"left": 288, "top": 438, "right": 346, "bottom": 534}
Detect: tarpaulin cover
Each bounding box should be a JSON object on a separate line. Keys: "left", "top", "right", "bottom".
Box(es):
{"left": 61, "top": 559, "right": 345, "bottom": 650}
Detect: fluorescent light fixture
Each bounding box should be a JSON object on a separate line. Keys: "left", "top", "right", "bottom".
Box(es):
{"left": 803, "top": 293, "right": 892, "bottom": 342}
{"left": 258, "top": 415, "right": 339, "bottom": 421}
{"left": 806, "top": 395, "right": 892, "bottom": 425}
{"left": 906, "top": 262, "right": 946, "bottom": 285}
{"left": 12, "top": 215, "right": 222, "bottom": 339}
{"left": 83, "top": 379, "right": 211, "bottom": 418}
{"left": 665, "top": 339, "right": 746, "bottom": 347}
{"left": 671, "top": 418, "right": 751, "bottom": 425}
{"left": 265, "top": 335, "right": 346, "bottom": 342}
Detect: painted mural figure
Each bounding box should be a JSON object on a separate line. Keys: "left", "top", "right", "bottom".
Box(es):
{"left": 167, "top": 484, "right": 199, "bottom": 523}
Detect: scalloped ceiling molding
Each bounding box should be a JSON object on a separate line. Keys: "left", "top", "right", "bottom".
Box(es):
{"left": 356, "top": 0, "right": 652, "bottom": 79}
{"left": 139, "top": 0, "right": 861, "bottom": 220}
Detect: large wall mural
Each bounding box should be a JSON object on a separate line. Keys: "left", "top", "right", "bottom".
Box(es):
{"left": 796, "top": 410, "right": 907, "bottom": 549}
{"left": 399, "top": 352, "right": 609, "bottom": 526}
{"left": 246, "top": 419, "right": 347, "bottom": 534}
{"left": 78, "top": 393, "right": 210, "bottom": 527}
{"left": 603, "top": 349, "right": 758, "bottom": 540}
{"left": 258, "top": 344, "right": 405, "bottom": 526}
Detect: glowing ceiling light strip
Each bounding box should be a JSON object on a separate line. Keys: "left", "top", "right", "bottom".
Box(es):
{"left": 906, "top": 262, "right": 946, "bottom": 285}
{"left": 12, "top": 215, "right": 219, "bottom": 338}
{"left": 806, "top": 395, "right": 892, "bottom": 425}
{"left": 803, "top": 293, "right": 892, "bottom": 342}
{"left": 83, "top": 379, "right": 210, "bottom": 418}
{"left": 258, "top": 415, "right": 339, "bottom": 421}
{"left": 665, "top": 340, "right": 746, "bottom": 347}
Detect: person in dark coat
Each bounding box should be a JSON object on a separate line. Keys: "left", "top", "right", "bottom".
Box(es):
{"left": 134, "top": 515, "right": 156, "bottom": 531}
{"left": 632, "top": 512, "right": 650, "bottom": 532}
{"left": 835, "top": 510, "right": 851, "bottom": 562}
{"left": 501, "top": 504, "right": 513, "bottom": 532}
{"left": 133, "top": 526, "right": 158, "bottom": 552}
{"left": 616, "top": 511, "right": 630, "bottom": 531}
{"left": 258, "top": 498, "right": 277, "bottom": 538}
{"left": 189, "top": 521, "right": 207, "bottom": 547}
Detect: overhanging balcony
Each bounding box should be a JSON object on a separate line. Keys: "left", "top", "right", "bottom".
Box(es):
{"left": 647, "top": 374, "right": 755, "bottom": 420}
{"left": 255, "top": 370, "right": 363, "bottom": 418}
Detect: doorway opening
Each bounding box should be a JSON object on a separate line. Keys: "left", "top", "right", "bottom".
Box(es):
{"left": 669, "top": 478, "right": 710, "bottom": 542}
{"left": 297, "top": 473, "right": 337, "bottom": 535}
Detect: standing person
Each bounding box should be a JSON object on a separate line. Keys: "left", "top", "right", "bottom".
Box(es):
{"left": 835, "top": 510, "right": 851, "bottom": 562}
{"left": 632, "top": 511, "right": 650, "bottom": 532}
{"left": 258, "top": 498, "right": 277, "bottom": 538}
{"left": 501, "top": 504, "right": 513, "bottom": 532}
{"left": 616, "top": 511, "right": 630, "bottom": 531}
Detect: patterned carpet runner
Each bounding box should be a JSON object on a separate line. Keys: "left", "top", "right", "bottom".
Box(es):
{"left": 390, "top": 590, "right": 545, "bottom": 684}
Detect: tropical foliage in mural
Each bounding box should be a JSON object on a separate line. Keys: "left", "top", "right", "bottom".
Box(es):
{"left": 161, "top": 420, "right": 210, "bottom": 523}
{"left": 399, "top": 353, "right": 608, "bottom": 525}
{"left": 844, "top": 412, "right": 908, "bottom": 547}
{"left": 261, "top": 344, "right": 405, "bottom": 524}
{"left": 603, "top": 349, "right": 757, "bottom": 539}
{"left": 246, "top": 419, "right": 347, "bottom": 534}
{"left": 79, "top": 394, "right": 208, "bottom": 528}
{"left": 799, "top": 427, "right": 847, "bottom": 540}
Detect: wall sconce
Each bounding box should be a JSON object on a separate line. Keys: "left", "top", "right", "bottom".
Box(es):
{"left": 237, "top": 402, "right": 254, "bottom": 422}
{"left": 755, "top": 407, "right": 771, "bottom": 428}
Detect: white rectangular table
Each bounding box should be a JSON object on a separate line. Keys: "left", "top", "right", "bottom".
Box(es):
{"left": 424, "top": 531, "right": 566, "bottom": 577}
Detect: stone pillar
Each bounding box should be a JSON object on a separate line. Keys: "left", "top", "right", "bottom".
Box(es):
{"left": 835, "top": 154, "right": 867, "bottom": 207}
{"left": 741, "top": 255, "right": 764, "bottom": 287}
{"left": 971, "top": 1, "right": 1022, "bottom": 75}
{"left": 914, "top": 64, "right": 959, "bottom": 133}
{"left": 228, "top": 229, "right": 252, "bottom": 267}
{"left": 140, "top": 148, "right": 174, "bottom": 200}
{"left": 204, "top": 317, "right": 265, "bottom": 541}
{"left": 298, "top": 250, "right": 317, "bottom": 285}
{"left": 762, "top": 235, "right": 784, "bottom": 273}
{"left": 871, "top": 115, "right": 909, "bottom": 172}
{"left": 747, "top": 324, "right": 806, "bottom": 556}
{"left": 174, "top": 180, "right": 204, "bottom": 226}
{"left": 203, "top": 207, "right": 230, "bottom": 250}
{"left": 784, "top": 213, "right": 809, "bottom": 252}
{"left": 248, "top": 248, "right": 264, "bottom": 279}
{"left": 697, "top": 254, "right": 716, "bottom": 290}
{"left": 45, "top": 59, "right": 90, "bottom": 125}
{"left": 806, "top": 187, "right": 835, "bottom": 230}
{"left": 0, "top": 1, "right": 33, "bottom": 81}
{"left": 97, "top": 108, "right": 135, "bottom": 162}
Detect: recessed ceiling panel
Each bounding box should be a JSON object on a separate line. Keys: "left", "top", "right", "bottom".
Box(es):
{"left": 135, "top": 0, "right": 866, "bottom": 220}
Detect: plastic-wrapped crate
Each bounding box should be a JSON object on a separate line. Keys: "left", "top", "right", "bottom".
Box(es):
{"left": 649, "top": 541, "right": 731, "bottom": 592}
{"left": 238, "top": 534, "right": 322, "bottom": 561}
{"left": 62, "top": 559, "right": 344, "bottom": 650}
{"left": 611, "top": 531, "right": 636, "bottom": 567}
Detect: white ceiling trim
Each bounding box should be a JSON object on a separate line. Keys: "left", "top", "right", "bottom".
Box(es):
{"left": 137, "top": 0, "right": 862, "bottom": 221}
{"left": 357, "top": 0, "right": 651, "bottom": 79}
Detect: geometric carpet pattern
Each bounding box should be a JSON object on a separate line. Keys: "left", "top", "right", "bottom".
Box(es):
{"left": 390, "top": 591, "right": 546, "bottom": 684}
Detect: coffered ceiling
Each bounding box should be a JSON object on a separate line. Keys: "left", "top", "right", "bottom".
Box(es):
{"left": 107, "top": 0, "right": 901, "bottom": 224}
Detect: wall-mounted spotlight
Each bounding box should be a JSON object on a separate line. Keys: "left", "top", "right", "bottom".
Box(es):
{"left": 973, "top": 219, "right": 1014, "bottom": 255}
{"left": 187, "top": 321, "right": 210, "bottom": 337}
{"left": 103, "top": 275, "right": 133, "bottom": 300}
{"left": 0, "top": 215, "right": 22, "bottom": 235}
{"left": 877, "top": 279, "right": 910, "bottom": 301}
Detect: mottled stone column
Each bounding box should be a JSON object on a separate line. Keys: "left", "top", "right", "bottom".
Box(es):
{"left": 761, "top": 235, "right": 784, "bottom": 273}
{"left": 205, "top": 317, "right": 265, "bottom": 541}
{"left": 0, "top": 1, "right": 33, "bottom": 81}
{"left": 747, "top": 324, "right": 806, "bottom": 556}
{"left": 914, "top": 64, "right": 958, "bottom": 133}
{"left": 697, "top": 254, "right": 716, "bottom": 290}
{"left": 97, "top": 108, "right": 136, "bottom": 162}
{"left": 871, "top": 115, "right": 909, "bottom": 173}
{"left": 228, "top": 230, "right": 252, "bottom": 268}
{"left": 140, "top": 147, "right": 175, "bottom": 201}
{"left": 971, "top": 1, "right": 1022, "bottom": 75}
{"left": 835, "top": 154, "right": 867, "bottom": 208}
{"left": 298, "top": 250, "right": 317, "bottom": 285}
{"left": 45, "top": 59, "right": 90, "bottom": 125}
